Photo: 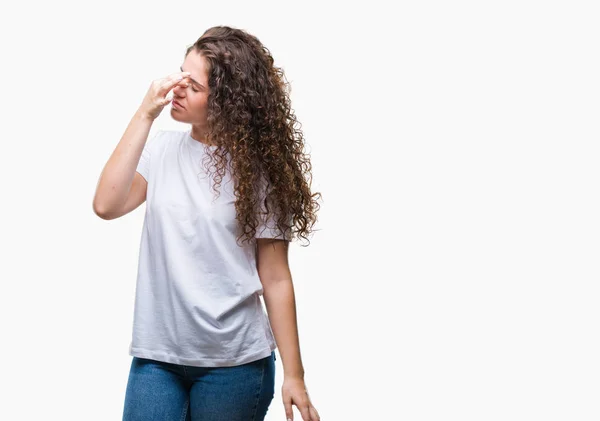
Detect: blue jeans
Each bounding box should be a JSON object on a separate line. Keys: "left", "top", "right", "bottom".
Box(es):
{"left": 122, "top": 351, "right": 276, "bottom": 421}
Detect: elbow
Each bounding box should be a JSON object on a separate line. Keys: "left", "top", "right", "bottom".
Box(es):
{"left": 92, "top": 201, "right": 115, "bottom": 220}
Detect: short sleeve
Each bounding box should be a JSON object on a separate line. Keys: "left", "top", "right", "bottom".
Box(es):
{"left": 255, "top": 211, "right": 292, "bottom": 240}
{"left": 136, "top": 130, "right": 163, "bottom": 182}
{"left": 255, "top": 179, "right": 292, "bottom": 241}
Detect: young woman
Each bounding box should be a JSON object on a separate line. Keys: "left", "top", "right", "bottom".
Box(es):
{"left": 93, "top": 26, "right": 321, "bottom": 421}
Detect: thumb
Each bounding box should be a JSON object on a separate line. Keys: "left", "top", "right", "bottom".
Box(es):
{"left": 161, "top": 95, "right": 173, "bottom": 106}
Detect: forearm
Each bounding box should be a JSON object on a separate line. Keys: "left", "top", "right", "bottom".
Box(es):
{"left": 262, "top": 279, "right": 305, "bottom": 379}
{"left": 92, "top": 109, "right": 154, "bottom": 217}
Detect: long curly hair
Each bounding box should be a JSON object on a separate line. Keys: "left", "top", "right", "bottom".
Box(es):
{"left": 185, "top": 26, "right": 321, "bottom": 246}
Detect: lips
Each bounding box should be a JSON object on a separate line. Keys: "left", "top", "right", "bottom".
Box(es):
{"left": 172, "top": 100, "right": 185, "bottom": 109}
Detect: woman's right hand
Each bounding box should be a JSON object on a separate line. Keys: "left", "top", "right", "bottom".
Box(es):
{"left": 138, "top": 71, "right": 191, "bottom": 120}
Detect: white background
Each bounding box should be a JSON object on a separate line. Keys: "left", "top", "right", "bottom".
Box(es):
{"left": 0, "top": 0, "right": 598, "bottom": 420}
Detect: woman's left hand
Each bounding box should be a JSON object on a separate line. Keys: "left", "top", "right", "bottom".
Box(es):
{"left": 281, "top": 376, "right": 320, "bottom": 421}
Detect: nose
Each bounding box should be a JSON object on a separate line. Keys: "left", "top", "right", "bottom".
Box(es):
{"left": 173, "top": 81, "right": 189, "bottom": 96}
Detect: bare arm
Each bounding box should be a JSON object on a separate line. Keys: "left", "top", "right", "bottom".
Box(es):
{"left": 92, "top": 109, "right": 153, "bottom": 219}
{"left": 256, "top": 238, "right": 305, "bottom": 378}
{"left": 93, "top": 72, "right": 192, "bottom": 219}
{"left": 257, "top": 238, "right": 320, "bottom": 420}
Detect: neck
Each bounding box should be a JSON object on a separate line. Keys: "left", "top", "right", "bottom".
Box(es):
{"left": 191, "top": 125, "right": 212, "bottom": 146}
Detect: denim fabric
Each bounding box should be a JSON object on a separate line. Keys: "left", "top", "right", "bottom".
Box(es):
{"left": 122, "top": 351, "right": 276, "bottom": 421}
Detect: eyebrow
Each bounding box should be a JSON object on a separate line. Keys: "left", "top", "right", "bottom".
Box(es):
{"left": 180, "top": 66, "right": 206, "bottom": 89}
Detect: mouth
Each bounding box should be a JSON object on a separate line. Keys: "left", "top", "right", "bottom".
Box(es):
{"left": 172, "top": 100, "right": 185, "bottom": 109}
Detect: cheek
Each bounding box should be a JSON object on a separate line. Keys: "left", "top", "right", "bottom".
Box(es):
{"left": 198, "top": 98, "right": 209, "bottom": 114}
{"left": 191, "top": 95, "right": 209, "bottom": 110}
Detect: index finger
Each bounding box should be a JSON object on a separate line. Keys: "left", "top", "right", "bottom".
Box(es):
{"left": 170, "top": 71, "right": 191, "bottom": 81}
{"left": 159, "top": 72, "right": 191, "bottom": 91}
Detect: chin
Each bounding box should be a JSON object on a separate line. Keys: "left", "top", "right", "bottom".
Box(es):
{"left": 170, "top": 109, "right": 187, "bottom": 122}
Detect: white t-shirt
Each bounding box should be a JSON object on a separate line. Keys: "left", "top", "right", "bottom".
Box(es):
{"left": 128, "top": 129, "right": 290, "bottom": 367}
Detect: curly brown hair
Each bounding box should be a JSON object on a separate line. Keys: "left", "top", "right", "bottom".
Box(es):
{"left": 185, "top": 26, "right": 322, "bottom": 247}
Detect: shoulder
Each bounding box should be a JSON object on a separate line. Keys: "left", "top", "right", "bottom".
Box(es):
{"left": 159, "top": 129, "right": 185, "bottom": 138}
{"left": 146, "top": 129, "right": 183, "bottom": 152}
{"left": 153, "top": 129, "right": 184, "bottom": 142}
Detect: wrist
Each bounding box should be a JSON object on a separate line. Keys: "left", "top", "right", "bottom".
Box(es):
{"left": 284, "top": 370, "right": 305, "bottom": 379}
{"left": 135, "top": 108, "right": 154, "bottom": 122}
